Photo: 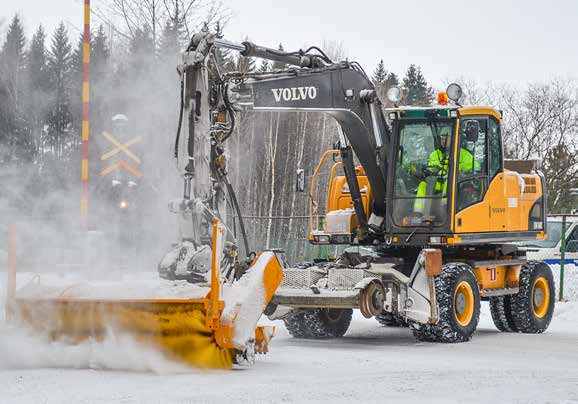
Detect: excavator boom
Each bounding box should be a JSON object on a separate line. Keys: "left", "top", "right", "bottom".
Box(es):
{"left": 182, "top": 33, "right": 391, "bottom": 242}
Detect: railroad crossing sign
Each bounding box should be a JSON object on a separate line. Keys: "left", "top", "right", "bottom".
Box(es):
{"left": 100, "top": 131, "right": 142, "bottom": 177}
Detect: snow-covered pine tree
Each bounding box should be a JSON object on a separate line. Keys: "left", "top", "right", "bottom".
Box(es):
{"left": 129, "top": 26, "right": 154, "bottom": 75}
{"left": 25, "top": 25, "right": 50, "bottom": 156}
{"left": 372, "top": 59, "right": 387, "bottom": 84}
{"left": 386, "top": 72, "right": 399, "bottom": 88}
{"left": 402, "top": 64, "right": 433, "bottom": 106}
{"left": 258, "top": 60, "right": 270, "bottom": 72}
{"left": 92, "top": 25, "right": 110, "bottom": 78}
{"left": 372, "top": 59, "right": 388, "bottom": 104}
{"left": 70, "top": 34, "right": 83, "bottom": 77}
{"left": 90, "top": 25, "right": 112, "bottom": 141}
{"left": 272, "top": 43, "right": 287, "bottom": 70}
{"left": 0, "top": 15, "right": 33, "bottom": 163}
{"left": 158, "top": 20, "right": 180, "bottom": 60}
{"left": 213, "top": 21, "right": 235, "bottom": 72}
{"left": 1, "top": 15, "right": 26, "bottom": 106}
{"left": 235, "top": 37, "right": 255, "bottom": 73}
{"left": 46, "top": 22, "right": 73, "bottom": 158}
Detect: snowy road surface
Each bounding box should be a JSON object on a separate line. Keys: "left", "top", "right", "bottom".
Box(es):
{"left": 1, "top": 275, "right": 578, "bottom": 403}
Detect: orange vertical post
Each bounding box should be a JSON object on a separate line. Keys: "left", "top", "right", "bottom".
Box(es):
{"left": 81, "top": 0, "right": 90, "bottom": 228}
{"left": 206, "top": 218, "right": 223, "bottom": 330}
{"left": 5, "top": 224, "right": 16, "bottom": 322}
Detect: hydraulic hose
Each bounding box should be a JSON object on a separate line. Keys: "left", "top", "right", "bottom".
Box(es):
{"left": 174, "top": 78, "right": 185, "bottom": 158}
{"left": 224, "top": 177, "right": 250, "bottom": 258}
{"left": 221, "top": 82, "right": 236, "bottom": 143}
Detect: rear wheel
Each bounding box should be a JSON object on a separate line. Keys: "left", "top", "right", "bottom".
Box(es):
{"left": 489, "top": 295, "right": 518, "bottom": 332}
{"left": 509, "top": 261, "right": 555, "bottom": 333}
{"left": 284, "top": 308, "right": 353, "bottom": 339}
{"left": 376, "top": 312, "right": 408, "bottom": 327}
{"left": 413, "top": 263, "right": 480, "bottom": 343}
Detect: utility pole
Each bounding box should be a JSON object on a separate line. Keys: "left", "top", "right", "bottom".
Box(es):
{"left": 81, "top": 0, "right": 91, "bottom": 229}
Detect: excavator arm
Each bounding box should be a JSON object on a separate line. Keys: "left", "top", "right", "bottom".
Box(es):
{"left": 180, "top": 33, "right": 391, "bottom": 243}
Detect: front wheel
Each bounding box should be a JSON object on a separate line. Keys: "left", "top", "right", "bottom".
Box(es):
{"left": 413, "top": 263, "right": 480, "bottom": 343}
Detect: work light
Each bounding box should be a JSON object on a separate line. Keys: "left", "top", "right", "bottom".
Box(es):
{"left": 446, "top": 83, "right": 463, "bottom": 102}
{"left": 387, "top": 86, "right": 401, "bottom": 103}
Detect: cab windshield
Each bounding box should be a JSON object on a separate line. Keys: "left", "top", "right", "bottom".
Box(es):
{"left": 392, "top": 120, "right": 455, "bottom": 227}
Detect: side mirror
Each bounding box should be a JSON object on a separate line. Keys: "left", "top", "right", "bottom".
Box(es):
{"left": 464, "top": 120, "right": 479, "bottom": 143}
{"left": 296, "top": 169, "right": 305, "bottom": 192}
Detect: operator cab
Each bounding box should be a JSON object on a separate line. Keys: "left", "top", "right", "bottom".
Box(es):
{"left": 310, "top": 84, "right": 546, "bottom": 247}
{"left": 387, "top": 105, "right": 499, "bottom": 229}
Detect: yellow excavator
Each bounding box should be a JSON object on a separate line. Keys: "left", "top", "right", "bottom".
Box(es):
{"left": 6, "top": 30, "right": 554, "bottom": 372}
{"left": 171, "top": 32, "right": 553, "bottom": 343}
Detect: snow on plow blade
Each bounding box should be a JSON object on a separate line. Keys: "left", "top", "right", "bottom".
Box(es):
{"left": 7, "top": 220, "right": 284, "bottom": 370}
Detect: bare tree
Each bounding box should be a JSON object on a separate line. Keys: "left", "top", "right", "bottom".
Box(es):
{"left": 98, "top": 0, "right": 228, "bottom": 48}
{"left": 498, "top": 79, "right": 576, "bottom": 159}
{"left": 442, "top": 76, "right": 495, "bottom": 106}
{"left": 321, "top": 39, "right": 346, "bottom": 62}
{"left": 494, "top": 78, "right": 578, "bottom": 212}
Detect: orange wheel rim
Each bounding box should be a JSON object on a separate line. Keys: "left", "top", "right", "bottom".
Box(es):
{"left": 532, "top": 277, "right": 550, "bottom": 319}
{"left": 454, "top": 281, "right": 474, "bottom": 327}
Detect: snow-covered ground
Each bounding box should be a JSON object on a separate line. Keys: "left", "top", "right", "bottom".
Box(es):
{"left": 1, "top": 272, "right": 578, "bottom": 404}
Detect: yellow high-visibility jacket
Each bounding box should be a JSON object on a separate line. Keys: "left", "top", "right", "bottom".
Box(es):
{"left": 414, "top": 148, "right": 478, "bottom": 211}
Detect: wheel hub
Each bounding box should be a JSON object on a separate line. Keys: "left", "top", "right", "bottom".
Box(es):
{"left": 456, "top": 293, "right": 467, "bottom": 314}
{"left": 532, "top": 276, "right": 550, "bottom": 319}
{"left": 359, "top": 280, "right": 385, "bottom": 318}
{"left": 533, "top": 287, "right": 543, "bottom": 307}
{"left": 454, "top": 281, "right": 474, "bottom": 327}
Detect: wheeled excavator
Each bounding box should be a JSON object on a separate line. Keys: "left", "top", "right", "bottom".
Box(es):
{"left": 160, "top": 31, "right": 555, "bottom": 343}
{"left": 15, "top": 29, "right": 557, "bottom": 373}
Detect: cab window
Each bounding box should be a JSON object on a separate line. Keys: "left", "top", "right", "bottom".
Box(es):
{"left": 456, "top": 117, "right": 488, "bottom": 211}
{"left": 488, "top": 117, "right": 503, "bottom": 179}
{"left": 392, "top": 120, "right": 454, "bottom": 226}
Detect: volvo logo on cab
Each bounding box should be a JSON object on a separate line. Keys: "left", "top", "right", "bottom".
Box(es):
{"left": 271, "top": 86, "right": 317, "bottom": 102}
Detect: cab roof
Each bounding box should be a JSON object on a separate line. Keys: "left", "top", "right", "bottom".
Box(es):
{"left": 385, "top": 105, "right": 502, "bottom": 121}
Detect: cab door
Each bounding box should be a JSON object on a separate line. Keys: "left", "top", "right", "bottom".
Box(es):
{"left": 485, "top": 116, "right": 509, "bottom": 231}
{"left": 454, "top": 116, "right": 491, "bottom": 233}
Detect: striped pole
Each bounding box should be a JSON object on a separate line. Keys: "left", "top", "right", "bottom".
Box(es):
{"left": 81, "top": 0, "right": 90, "bottom": 228}
{"left": 5, "top": 224, "right": 16, "bottom": 322}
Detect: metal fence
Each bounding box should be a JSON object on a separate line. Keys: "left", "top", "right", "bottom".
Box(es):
{"left": 3, "top": 214, "right": 577, "bottom": 301}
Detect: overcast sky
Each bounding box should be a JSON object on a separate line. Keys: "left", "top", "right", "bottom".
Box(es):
{"left": 3, "top": 0, "right": 577, "bottom": 87}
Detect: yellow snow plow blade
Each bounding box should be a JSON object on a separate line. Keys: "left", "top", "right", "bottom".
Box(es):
{"left": 7, "top": 219, "right": 283, "bottom": 370}
{"left": 14, "top": 298, "right": 237, "bottom": 369}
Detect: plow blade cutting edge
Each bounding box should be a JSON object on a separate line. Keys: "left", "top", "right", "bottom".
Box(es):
{"left": 7, "top": 219, "right": 284, "bottom": 369}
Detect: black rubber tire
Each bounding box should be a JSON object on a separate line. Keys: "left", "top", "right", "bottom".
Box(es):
{"left": 283, "top": 311, "right": 312, "bottom": 338}
{"left": 413, "top": 263, "right": 481, "bottom": 343}
{"left": 489, "top": 295, "right": 518, "bottom": 332}
{"left": 284, "top": 308, "right": 353, "bottom": 339}
{"left": 376, "top": 312, "right": 408, "bottom": 327}
{"left": 509, "top": 261, "right": 555, "bottom": 333}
